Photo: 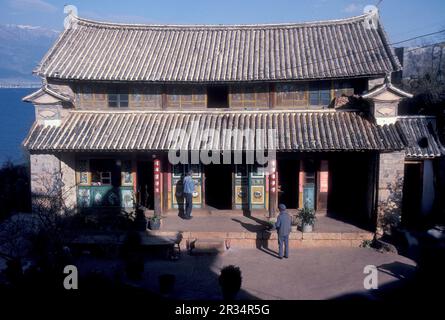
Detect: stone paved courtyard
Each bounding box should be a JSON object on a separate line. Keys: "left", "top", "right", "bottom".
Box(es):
{"left": 75, "top": 247, "right": 416, "bottom": 300}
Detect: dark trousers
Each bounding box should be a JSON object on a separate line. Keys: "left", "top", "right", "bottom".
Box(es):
{"left": 278, "top": 235, "right": 289, "bottom": 258}
{"left": 184, "top": 193, "right": 193, "bottom": 217}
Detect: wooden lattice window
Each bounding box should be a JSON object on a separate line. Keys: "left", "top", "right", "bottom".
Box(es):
{"left": 90, "top": 159, "right": 120, "bottom": 186}
{"left": 309, "top": 82, "right": 332, "bottom": 106}
{"left": 121, "top": 160, "right": 133, "bottom": 186}
{"left": 76, "top": 159, "right": 90, "bottom": 185}
{"left": 275, "top": 83, "right": 308, "bottom": 108}
{"left": 130, "top": 86, "right": 162, "bottom": 107}
{"left": 166, "top": 86, "right": 206, "bottom": 108}
{"left": 108, "top": 86, "right": 129, "bottom": 108}
{"left": 334, "top": 81, "right": 355, "bottom": 98}
{"left": 230, "top": 85, "right": 269, "bottom": 108}
{"left": 76, "top": 84, "right": 106, "bottom": 104}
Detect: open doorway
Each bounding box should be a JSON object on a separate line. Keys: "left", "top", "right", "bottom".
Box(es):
{"left": 204, "top": 164, "right": 232, "bottom": 209}
{"left": 137, "top": 161, "right": 154, "bottom": 210}
{"left": 207, "top": 86, "right": 229, "bottom": 108}
{"left": 402, "top": 162, "right": 423, "bottom": 228}
{"left": 278, "top": 160, "right": 299, "bottom": 209}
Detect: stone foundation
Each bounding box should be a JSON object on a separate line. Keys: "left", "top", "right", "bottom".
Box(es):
{"left": 147, "top": 230, "right": 373, "bottom": 250}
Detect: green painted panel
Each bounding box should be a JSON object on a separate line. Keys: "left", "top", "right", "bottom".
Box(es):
{"left": 77, "top": 186, "right": 134, "bottom": 208}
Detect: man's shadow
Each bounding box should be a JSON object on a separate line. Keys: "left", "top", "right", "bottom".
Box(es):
{"left": 231, "top": 217, "right": 280, "bottom": 259}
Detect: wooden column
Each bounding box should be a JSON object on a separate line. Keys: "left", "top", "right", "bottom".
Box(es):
{"left": 298, "top": 161, "right": 304, "bottom": 209}
{"left": 162, "top": 161, "right": 169, "bottom": 211}
{"left": 269, "top": 83, "right": 275, "bottom": 109}
{"left": 268, "top": 159, "right": 277, "bottom": 217}
{"left": 161, "top": 85, "right": 167, "bottom": 109}
{"left": 154, "top": 158, "right": 162, "bottom": 216}
{"left": 317, "top": 160, "right": 329, "bottom": 215}
{"left": 132, "top": 159, "right": 138, "bottom": 206}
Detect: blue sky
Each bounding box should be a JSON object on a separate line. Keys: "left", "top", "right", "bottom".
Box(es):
{"left": 0, "top": 0, "right": 444, "bottom": 44}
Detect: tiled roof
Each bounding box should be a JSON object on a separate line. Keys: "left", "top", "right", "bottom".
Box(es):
{"left": 23, "top": 110, "right": 404, "bottom": 151}
{"left": 396, "top": 116, "right": 445, "bottom": 158}
{"left": 35, "top": 14, "right": 400, "bottom": 82}
{"left": 22, "top": 84, "right": 73, "bottom": 103}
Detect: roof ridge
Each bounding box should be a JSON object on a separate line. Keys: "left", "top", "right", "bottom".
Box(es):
{"left": 398, "top": 115, "right": 436, "bottom": 119}
{"left": 69, "top": 109, "right": 340, "bottom": 115}
{"left": 72, "top": 13, "right": 370, "bottom": 30}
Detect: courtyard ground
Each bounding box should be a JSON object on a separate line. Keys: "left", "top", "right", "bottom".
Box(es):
{"left": 75, "top": 247, "right": 416, "bottom": 300}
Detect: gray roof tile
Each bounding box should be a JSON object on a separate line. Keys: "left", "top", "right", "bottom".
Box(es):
{"left": 24, "top": 110, "right": 405, "bottom": 151}
{"left": 35, "top": 14, "right": 400, "bottom": 82}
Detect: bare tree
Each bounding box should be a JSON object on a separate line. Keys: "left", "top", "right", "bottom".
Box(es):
{"left": 0, "top": 166, "right": 76, "bottom": 287}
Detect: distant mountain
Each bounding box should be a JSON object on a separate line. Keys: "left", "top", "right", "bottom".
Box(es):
{"left": 402, "top": 42, "right": 445, "bottom": 79}
{"left": 0, "top": 24, "right": 59, "bottom": 86}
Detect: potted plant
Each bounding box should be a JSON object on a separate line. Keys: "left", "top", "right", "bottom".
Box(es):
{"left": 134, "top": 206, "right": 148, "bottom": 231}
{"left": 265, "top": 216, "right": 277, "bottom": 231}
{"left": 291, "top": 214, "right": 299, "bottom": 232}
{"left": 297, "top": 207, "right": 316, "bottom": 233}
{"left": 148, "top": 215, "right": 161, "bottom": 230}
{"left": 265, "top": 221, "right": 275, "bottom": 231}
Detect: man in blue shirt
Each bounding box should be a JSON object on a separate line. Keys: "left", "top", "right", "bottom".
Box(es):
{"left": 183, "top": 170, "right": 196, "bottom": 220}
{"left": 275, "top": 203, "right": 292, "bottom": 259}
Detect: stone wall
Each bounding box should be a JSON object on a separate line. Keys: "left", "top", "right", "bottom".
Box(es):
{"left": 30, "top": 154, "right": 61, "bottom": 196}
{"left": 59, "top": 153, "right": 77, "bottom": 209}
{"left": 30, "top": 153, "right": 62, "bottom": 210}
{"left": 30, "top": 153, "right": 78, "bottom": 211}
{"left": 376, "top": 151, "right": 405, "bottom": 236}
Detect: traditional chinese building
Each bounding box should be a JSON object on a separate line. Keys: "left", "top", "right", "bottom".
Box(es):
{"left": 23, "top": 11, "right": 444, "bottom": 234}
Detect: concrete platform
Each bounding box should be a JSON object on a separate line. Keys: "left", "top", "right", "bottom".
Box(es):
{"left": 147, "top": 215, "right": 374, "bottom": 249}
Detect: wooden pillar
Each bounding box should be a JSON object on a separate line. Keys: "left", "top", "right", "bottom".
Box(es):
{"left": 162, "top": 159, "right": 169, "bottom": 211}
{"left": 298, "top": 161, "right": 304, "bottom": 209}
{"left": 317, "top": 160, "right": 329, "bottom": 215}
{"left": 269, "top": 83, "right": 275, "bottom": 109}
{"left": 154, "top": 158, "right": 162, "bottom": 216}
{"left": 269, "top": 159, "right": 277, "bottom": 217}
{"left": 231, "top": 169, "right": 236, "bottom": 210}
{"left": 132, "top": 159, "right": 138, "bottom": 206}
{"left": 161, "top": 85, "right": 167, "bottom": 109}
{"left": 201, "top": 167, "right": 206, "bottom": 209}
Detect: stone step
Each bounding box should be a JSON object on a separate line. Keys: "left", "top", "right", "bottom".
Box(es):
{"left": 164, "top": 209, "right": 269, "bottom": 218}
{"left": 188, "top": 238, "right": 227, "bottom": 254}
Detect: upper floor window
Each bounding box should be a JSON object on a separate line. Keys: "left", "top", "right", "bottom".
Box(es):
{"left": 108, "top": 86, "right": 129, "bottom": 108}
{"left": 130, "top": 86, "right": 162, "bottom": 108}
{"left": 90, "top": 159, "right": 120, "bottom": 186}
{"left": 207, "top": 86, "right": 228, "bottom": 108}
{"left": 334, "top": 81, "right": 355, "bottom": 98}
{"left": 75, "top": 84, "right": 106, "bottom": 104}
{"left": 309, "top": 82, "right": 331, "bottom": 106}
{"left": 275, "top": 83, "right": 308, "bottom": 108}
{"left": 230, "top": 84, "right": 269, "bottom": 108}
{"left": 166, "top": 86, "right": 206, "bottom": 108}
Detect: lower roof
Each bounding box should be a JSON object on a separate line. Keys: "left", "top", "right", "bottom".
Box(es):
{"left": 396, "top": 116, "right": 445, "bottom": 158}
{"left": 23, "top": 110, "right": 404, "bottom": 152}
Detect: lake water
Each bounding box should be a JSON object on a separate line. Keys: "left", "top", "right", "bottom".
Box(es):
{"left": 0, "top": 88, "right": 35, "bottom": 165}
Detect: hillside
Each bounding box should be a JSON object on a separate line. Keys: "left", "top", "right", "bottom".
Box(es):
{"left": 0, "top": 24, "right": 59, "bottom": 86}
